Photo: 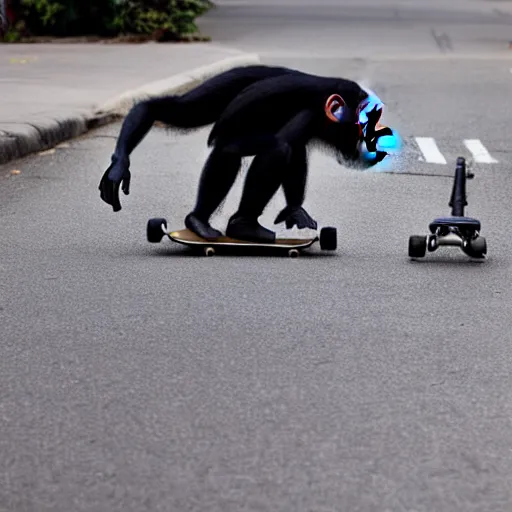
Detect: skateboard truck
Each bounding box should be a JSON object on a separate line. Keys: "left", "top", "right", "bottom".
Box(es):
{"left": 408, "top": 156, "right": 487, "bottom": 259}
{"left": 146, "top": 217, "right": 338, "bottom": 257}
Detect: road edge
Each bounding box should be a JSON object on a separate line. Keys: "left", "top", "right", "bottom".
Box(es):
{"left": 0, "top": 53, "right": 261, "bottom": 166}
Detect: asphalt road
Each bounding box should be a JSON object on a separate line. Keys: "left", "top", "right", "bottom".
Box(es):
{"left": 2, "top": 1, "right": 512, "bottom": 511}
{"left": 200, "top": 0, "right": 512, "bottom": 58}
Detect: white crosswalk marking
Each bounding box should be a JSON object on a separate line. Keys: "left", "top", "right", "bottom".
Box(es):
{"left": 409, "top": 137, "right": 499, "bottom": 166}
{"left": 463, "top": 139, "right": 498, "bottom": 163}
{"left": 414, "top": 137, "right": 447, "bottom": 164}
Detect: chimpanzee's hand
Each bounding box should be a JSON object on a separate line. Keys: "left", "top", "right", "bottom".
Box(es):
{"left": 98, "top": 155, "right": 131, "bottom": 212}
{"left": 274, "top": 206, "right": 318, "bottom": 230}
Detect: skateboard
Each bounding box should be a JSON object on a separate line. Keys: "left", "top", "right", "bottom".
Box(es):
{"left": 408, "top": 156, "right": 487, "bottom": 259}
{"left": 146, "top": 218, "right": 337, "bottom": 257}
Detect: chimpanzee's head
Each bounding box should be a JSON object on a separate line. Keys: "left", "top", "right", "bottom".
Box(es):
{"left": 322, "top": 88, "right": 401, "bottom": 167}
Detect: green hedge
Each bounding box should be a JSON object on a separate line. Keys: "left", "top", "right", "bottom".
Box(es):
{"left": 2, "top": 0, "right": 214, "bottom": 41}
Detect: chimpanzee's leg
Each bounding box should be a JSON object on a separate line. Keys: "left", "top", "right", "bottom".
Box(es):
{"left": 184, "top": 145, "right": 242, "bottom": 239}
{"left": 226, "top": 109, "right": 316, "bottom": 242}
{"left": 184, "top": 136, "right": 276, "bottom": 240}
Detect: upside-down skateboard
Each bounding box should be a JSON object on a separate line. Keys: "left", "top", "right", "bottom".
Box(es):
{"left": 408, "top": 156, "right": 487, "bottom": 260}
{"left": 146, "top": 218, "right": 337, "bottom": 257}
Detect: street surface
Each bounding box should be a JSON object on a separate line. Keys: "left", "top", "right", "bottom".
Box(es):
{"left": 2, "top": 1, "right": 512, "bottom": 511}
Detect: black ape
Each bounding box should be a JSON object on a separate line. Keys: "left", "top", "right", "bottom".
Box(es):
{"left": 99, "top": 65, "right": 391, "bottom": 242}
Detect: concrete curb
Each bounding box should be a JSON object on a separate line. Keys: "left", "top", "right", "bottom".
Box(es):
{"left": 0, "top": 53, "right": 260, "bottom": 166}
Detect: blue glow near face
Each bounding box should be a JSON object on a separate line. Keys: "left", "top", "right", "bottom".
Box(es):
{"left": 361, "top": 150, "right": 377, "bottom": 162}
{"left": 377, "top": 134, "right": 399, "bottom": 150}
{"left": 358, "top": 103, "right": 382, "bottom": 125}
{"left": 376, "top": 131, "right": 403, "bottom": 153}
{"left": 354, "top": 123, "right": 405, "bottom": 172}
{"left": 358, "top": 92, "right": 384, "bottom": 127}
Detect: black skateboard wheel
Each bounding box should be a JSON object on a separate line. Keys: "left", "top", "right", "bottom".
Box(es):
{"left": 147, "top": 218, "right": 167, "bottom": 243}
{"left": 464, "top": 236, "right": 487, "bottom": 258}
{"left": 470, "top": 236, "right": 487, "bottom": 254}
{"left": 319, "top": 227, "right": 337, "bottom": 251}
{"left": 204, "top": 247, "right": 215, "bottom": 257}
{"left": 409, "top": 235, "right": 427, "bottom": 258}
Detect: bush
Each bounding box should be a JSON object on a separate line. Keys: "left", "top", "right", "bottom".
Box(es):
{"left": 2, "top": 0, "right": 214, "bottom": 40}
{"left": 6, "top": 0, "right": 119, "bottom": 37}
{"left": 112, "top": 0, "right": 213, "bottom": 40}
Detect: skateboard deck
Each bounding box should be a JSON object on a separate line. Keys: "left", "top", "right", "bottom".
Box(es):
{"left": 168, "top": 229, "right": 318, "bottom": 257}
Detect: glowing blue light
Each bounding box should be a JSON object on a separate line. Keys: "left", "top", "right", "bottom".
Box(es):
{"left": 360, "top": 149, "right": 377, "bottom": 163}
{"left": 377, "top": 135, "right": 397, "bottom": 149}
{"left": 376, "top": 130, "right": 403, "bottom": 153}
{"left": 357, "top": 94, "right": 384, "bottom": 126}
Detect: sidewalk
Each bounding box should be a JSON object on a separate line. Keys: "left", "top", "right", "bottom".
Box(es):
{"left": 0, "top": 42, "right": 259, "bottom": 165}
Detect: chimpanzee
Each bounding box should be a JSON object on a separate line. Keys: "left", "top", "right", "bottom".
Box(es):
{"left": 99, "top": 65, "right": 395, "bottom": 242}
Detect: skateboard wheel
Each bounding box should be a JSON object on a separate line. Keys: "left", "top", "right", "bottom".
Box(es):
{"left": 408, "top": 235, "right": 427, "bottom": 258}
{"left": 471, "top": 236, "right": 487, "bottom": 254}
{"left": 147, "top": 218, "right": 167, "bottom": 243}
{"left": 465, "top": 236, "right": 487, "bottom": 258}
{"left": 288, "top": 249, "right": 300, "bottom": 258}
{"left": 204, "top": 247, "right": 215, "bottom": 257}
{"left": 319, "top": 226, "right": 337, "bottom": 251}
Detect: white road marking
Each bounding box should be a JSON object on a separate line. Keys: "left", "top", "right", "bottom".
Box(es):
{"left": 463, "top": 139, "right": 498, "bottom": 163}
{"left": 415, "top": 137, "right": 447, "bottom": 164}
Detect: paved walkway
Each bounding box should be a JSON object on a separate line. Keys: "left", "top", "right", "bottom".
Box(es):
{"left": 0, "top": 41, "right": 257, "bottom": 164}
{"left": 0, "top": 42, "right": 248, "bottom": 122}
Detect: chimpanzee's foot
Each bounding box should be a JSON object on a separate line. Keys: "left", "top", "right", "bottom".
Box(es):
{"left": 185, "top": 212, "right": 223, "bottom": 240}
{"left": 226, "top": 214, "right": 276, "bottom": 243}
